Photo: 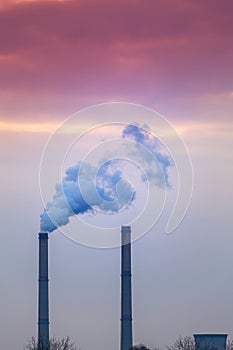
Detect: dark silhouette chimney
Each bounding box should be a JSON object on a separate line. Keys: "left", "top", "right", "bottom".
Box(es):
{"left": 38, "top": 232, "right": 49, "bottom": 349}
{"left": 121, "top": 226, "right": 133, "bottom": 350}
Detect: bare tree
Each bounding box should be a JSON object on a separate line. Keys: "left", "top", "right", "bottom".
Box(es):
{"left": 131, "top": 345, "right": 151, "bottom": 350}
{"left": 166, "top": 336, "right": 195, "bottom": 350}
{"left": 226, "top": 340, "right": 233, "bottom": 350}
{"left": 24, "top": 336, "right": 78, "bottom": 350}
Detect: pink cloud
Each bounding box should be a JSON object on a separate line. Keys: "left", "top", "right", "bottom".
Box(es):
{"left": 0, "top": 0, "right": 232, "bottom": 122}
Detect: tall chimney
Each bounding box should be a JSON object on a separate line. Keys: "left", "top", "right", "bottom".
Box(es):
{"left": 121, "top": 226, "right": 133, "bottom": 350}
{"left": 38, "top": 232, "right": 50, "bottom": 349}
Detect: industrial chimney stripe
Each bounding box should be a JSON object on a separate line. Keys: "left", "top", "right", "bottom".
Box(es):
{"left": 121, "top": 270, "right": 132, "bottom": 276}
{"left": 38, "top": 318, "right": 50, "bottom": 324}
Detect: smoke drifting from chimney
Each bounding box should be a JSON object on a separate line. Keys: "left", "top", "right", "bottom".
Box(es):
{"left": 40, "top": 123, "right": 173, "bottom": 233}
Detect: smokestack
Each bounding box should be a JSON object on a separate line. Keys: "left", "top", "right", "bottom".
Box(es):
{"left": 121, "top": 226, "right": 133, "bottom": 350}
{"left": 38, "top": 232, "right": 50, "bottom": 349}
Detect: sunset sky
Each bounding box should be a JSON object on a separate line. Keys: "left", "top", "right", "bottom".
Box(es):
{"left": 0, "top": 1, "right": 233, "bottom": 350}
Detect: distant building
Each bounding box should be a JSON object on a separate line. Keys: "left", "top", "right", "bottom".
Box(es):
{"left": 194, "top": 334, "right": 228, "bottom": 350}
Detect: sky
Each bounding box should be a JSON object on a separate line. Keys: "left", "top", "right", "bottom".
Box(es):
{"left": 0, "top": 0, "right": 233, "bottom": 349}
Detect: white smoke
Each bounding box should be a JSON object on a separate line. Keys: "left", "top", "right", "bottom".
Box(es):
{"left": 40, "top": 123, "right": 173, "bottom": 232}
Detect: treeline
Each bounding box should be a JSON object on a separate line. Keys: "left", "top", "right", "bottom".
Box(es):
{"left": 132, "top": 335, "right": 233, "bottom": 350}
{"left": 24, "top": 335, "right": 233, "bottom": 350}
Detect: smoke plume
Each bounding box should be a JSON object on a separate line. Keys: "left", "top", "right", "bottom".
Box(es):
{"left": 40, "top": 123, "right": 173, "bottom": 233}
{"left": 121, "top": 123, "right": 173, "bottom": 186}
